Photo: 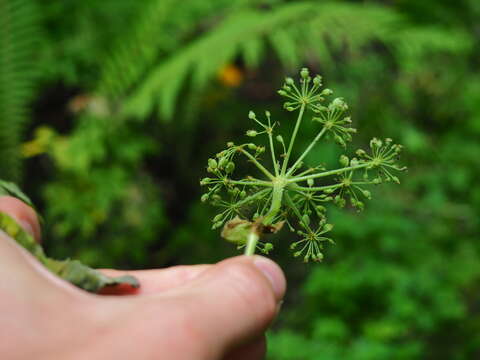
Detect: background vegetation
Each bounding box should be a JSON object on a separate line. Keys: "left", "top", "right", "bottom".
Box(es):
{"left": 2, "top": 0, "right": 480, "bottom": 358}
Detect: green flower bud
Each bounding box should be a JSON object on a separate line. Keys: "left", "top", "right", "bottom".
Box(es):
{"left": 263, "top": 243, "right": 273, "bottom": 254}
{"left": 350, "top": 158, "right": 359, "bottom": 166}
{"left": 300, "top": 67, "right": 309, "bottom": 79}
{"left": 200, "top": 178, "right": 211, "bottom": 186}
{"left": 313, "top": 75, "right": 322, "bottom": 86}
{"left": 256, "top": 146, "right": 265, "bottom": 154}
{"left": 361, "top": 190, "right": 371, "bottom": 199}
{"left": 277, "top": 90, "right": 287, "bottom": 96}
{"left": 339, "top": 155, "right": 349, "bottom": 167}
{"left": 323, "top": 223, "right": 334, "bottom": 232}
{"left": 208, "top": 158, "right": 218, "bottom": 169}
{"left": 307, "top": 178, "right": 314, "bottom": 187}
{"left": 265, "top": 110, "right": 271, "bottom": 117}
{"left": 302, "top": 214, "right": 310, "bottom": 226}
{"left": 212, "top": 194, "right": 221, "bottom": 201}
{"left": 218, "top": 157, "right": 228, "bottom": 168}
{"left": 212, "top": 221, "right": 223, "bottom": 230}
{"left": 285, "top": 77, "right": 294, "bottom": 85}
{"left": 334, "top": 135, "right": 346, "bottom": 148}
{"left": 294, "top": 251, "right": 302, "bottom": 257}
{"left": 276, "top": 135, "right": 284, "bottom": 143}
{"left": 247, "top": 143, "right": 257, "bottom": 150}
{"left": 213, "top": 213, "right": 224, "bottom": 222}
{"left": 248, "top": 111, "right": 256, "bottom": 119}
{"left": 227, "top": 142, "right": 234, "bottom": 147}
{"left": 201, "top": 194, "right": 209, "bottom": 202}
{"left": 246, "top": 130, "right": 258, "bottom": 137}
{"left": 356, "top": 149, "right": 367, "bottom": 157}
{"left": 240, "top": 190, "right": 247, "bottom": 199}
{"left": 321, "top": 88, "right": 333, "bottom": 96}
{"left": 372, "top": 177, "right": 382, "bottom": 184}
{"left": 226, "top": 162, "right": 235, "bottom": 174}
{"left": 286, "top": 106, "right": 295, "bottom": 112}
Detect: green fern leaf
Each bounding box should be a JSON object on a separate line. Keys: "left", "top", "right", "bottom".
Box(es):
{"left": 0, "top": 0, "right": 40, "bottom": 181}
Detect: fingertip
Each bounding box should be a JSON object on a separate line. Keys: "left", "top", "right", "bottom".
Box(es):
{"left": 0, "top": 196, "right": 41, "bottom": 242}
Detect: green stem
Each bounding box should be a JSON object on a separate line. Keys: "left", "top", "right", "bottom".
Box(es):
{"left": 289, "top": 163, "right": 370, "bottom": 183}
{"left": 262, "top": 183, "right": 284, "bottom": 226}
{"left": 281, "top": 104, "right": 305, "bottom": 175}
{"left": 238, "top": 147, "right": 275, "bottom": 180}
{"left": 287, "top": 126, "right": 327, "bottom": 176}
{"left": 268, "top": 130, "right": 279, "bottom": 176}
{"left": 244, "top": 231, "right": 260, "bottom": 256}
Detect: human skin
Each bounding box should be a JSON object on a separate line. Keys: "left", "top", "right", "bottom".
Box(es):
{"left": 0, "top": 196, "right": 286, "bottom": 360}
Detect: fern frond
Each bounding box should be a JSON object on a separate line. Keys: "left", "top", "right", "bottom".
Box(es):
{"left": 110, "top": 1, "right": 471, "bottom": 122}
{"left": 0, "top": 0, "right": 39, "bottom": 181}
{"left": 123, "top": 2, "right": 314, "bottom": 119}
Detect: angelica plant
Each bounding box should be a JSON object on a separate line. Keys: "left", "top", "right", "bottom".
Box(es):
{"left": 201, "top": 68, "right": 406, "bottom": 262}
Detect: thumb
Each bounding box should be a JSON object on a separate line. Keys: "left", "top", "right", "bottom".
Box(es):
{"left": 139, "top": 256, "right": 286, "bottom": 359}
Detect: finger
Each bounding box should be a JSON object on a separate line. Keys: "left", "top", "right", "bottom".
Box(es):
{"left": 224, "top": 335, "right": 266, "bottom": 360}
{"left": 98, "top": 265, "right": 211, "bottom": 295}
{"left": 0, "top": 196, "right": 41, "bottom": 242}
{"left": 141, "top": 255, "right": 285, "bottom": 358}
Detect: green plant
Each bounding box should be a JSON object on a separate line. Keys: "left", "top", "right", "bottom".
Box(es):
{"left": 0, "top": 0, "right": 40, "bottom": 181}
{"left": 201, "top": 68, "right": 406, "bottom": 261}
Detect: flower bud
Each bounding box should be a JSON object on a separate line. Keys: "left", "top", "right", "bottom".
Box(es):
{"left": 286, "top": 106, "right": 295, "bottom": 111}
{"left": 313, "top": 75, "right": 322, "bottom": 86}
{"left": 356, "top": 149, "right": 366, "bottom": 157}
{"left": 208, "top": 158, "right": 218, "bottom": 169}
{"left": 240, "top": 190, "right": 247, "bottom": 199}
{"left": 339, "top": 155, "right": 349, "bottom": 167}
{"left": 213, "top": 213, "right": 224, "bottom": 222}
{"left": 307, "top": 178, "right": 314, "bottom": 187}
{"left": 227, "top": 141, "right": 234, "bottom": 147}
{"left": 200, "top": 178, "right": 211, "bottom": 185}
{"left": 361, "top": 190, "right": 371, "bottom": 199}
{"left": 218, "top": 157, "right": 228, "bottom": 168}
{"left": 302, "top": 214, "right": 310, "bottom": 226}
{"left": 321, "top": 88, "right": 333, "bottom": 96}
{"left": 226, "top": 162, "right": 235, "bottom": 174}
{"left": 201, "top": 194, "right": 209, "bottom": 202}
{"left": 300, "top": 67, "right": 309, "bottom": 79}
{"left": 263, "top": 243, "right": 273, "bottom": 253}
{"left": 276, "top": 135, "right": 284, "bottom": 143}
{"left": 277, "top": 90, "right": 287, "bottom": 96}
{"left": 285, "top": 77, "right": 294, "bottom": 85}
{"left": 323, "top": 223, "right": 334, "bottom": 232}
{"left": 247, "top": 143, "right": 257, "bottom": 150}
{"left": 246, "top": 130, "right": 258, "bottom": 137}
{"left": 248, "top": 111, "right": 256, "bottom": 119}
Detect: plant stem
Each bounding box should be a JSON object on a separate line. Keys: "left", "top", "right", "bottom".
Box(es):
{"left": 238, "top": 147, "right": 275, "bottom": 180}
{"left": 281, "top": 104, "right": 305, "bottom": 175}
{"left": 287, "top": 126, "right": 327, "bottom": 176}
{"left": 244, "top": 231, "right": 260, "bottom": 256}
{"left": 288, "top": 163, "right": 370, "bottom": 183}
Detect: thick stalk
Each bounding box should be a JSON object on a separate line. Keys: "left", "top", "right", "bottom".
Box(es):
{"left": 244, "top": 183, "right": 284, "bottom": 256}
{"left": 244, "top": 231, "right": 260, "bottom": 256}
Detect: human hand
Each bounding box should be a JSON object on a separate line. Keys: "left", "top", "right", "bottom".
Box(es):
{"left": 0, "top": 196, "right": 286, "bottom": 360}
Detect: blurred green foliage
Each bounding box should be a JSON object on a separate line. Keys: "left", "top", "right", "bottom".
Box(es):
{"left": 2, "top": 0, "right": 480, "bottom": 358}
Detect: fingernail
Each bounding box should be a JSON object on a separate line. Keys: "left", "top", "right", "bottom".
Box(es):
{"left": 253, "top": 256, "right": 286, "bottom": 301}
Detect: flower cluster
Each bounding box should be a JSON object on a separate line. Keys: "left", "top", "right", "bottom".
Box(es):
{"left": 201, "top": 68, "right": 406, "bottom": 261}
